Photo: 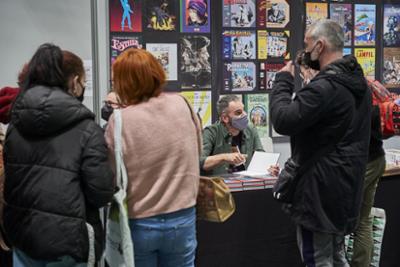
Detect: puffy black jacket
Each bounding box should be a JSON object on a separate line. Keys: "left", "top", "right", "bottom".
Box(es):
{"left": 271, "top": 55, "right": 372, "bottom": 234}
{"left": 3, "top": 86, "right": 114, "bottom": 262}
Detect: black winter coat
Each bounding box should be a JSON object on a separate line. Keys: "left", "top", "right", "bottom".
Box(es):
{"left": 271, "top": 56, "right": 372, "bottom": 234}
{"left": 3, "top": 86, "right": 114, "bottom": 262}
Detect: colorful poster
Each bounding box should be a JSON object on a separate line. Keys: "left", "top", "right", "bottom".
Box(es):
{"left": 110, "top": 36, "right": 143, "bottom": 65}
{"left": 223, "top": 0, "right": 256, "bottom": 28}
{"left": 223, "top": 30, "right": 256, "bottom": 60}
{"left": 181, "top": 0, "right": 210, "bottom": 33}
{"left": 355, "top": 48, "right": 375, "bottom": 80}
{"left": 343, "top": 48, "right": 352, "bottom": 56}
{"left": 257, "top": 31, "right": 267, "bottom": 60}
{"left": 267, "top": 30, "right": 290, "bottom": 59}
{"left": 145, "top": 0, "right": 177, "bottom": 31}
{"left": 383, "top": 4, "right": 400, "bottom": 47}
{"left": 266, "top": 63, "right": 284, "bottom": 89}
{"left": 266, "top": 0, "right": 290, "bottom": 28}
{"left": 109, "top": 0, "right": 142, "bottom": 32}
{"left": 330, "top": 4, "right": 352, "bottom": 46}
{"left": 224, "top": 62, "right": 256, "bottom": 92}
{"left": 305, "top": 2, "right": 328, "bottom": 29}
{"left": 244, "top": 94, "right": 269, "bottom": 138}
{"left": 180, "top": 91, "right": 212, "bottom": 128}
{"left": 146, "top": 43, "right": 178, "bottom": 81}
{"left": 383, "top": 48, "right": 400, "bottom": 88}
{"left": 354, "top": 4, "right": 376, "bottom": 46}
{"left": 180, "top": 35, "right": 211, "bottom": 89}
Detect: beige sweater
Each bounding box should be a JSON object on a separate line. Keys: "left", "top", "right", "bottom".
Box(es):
{"left": 105, "top": 93, "right": 202, "bottom": 219}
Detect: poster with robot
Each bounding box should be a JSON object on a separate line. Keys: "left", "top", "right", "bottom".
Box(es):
{"left": 223, "top": 0, "right": 256, "bottom": 28}
{"left": 330, "top": 4, "right": 352, "bottom": 46}
{"left": 224, "top": 62, "right": 256, "bottom": 92}
{"left": 145, "top": 0, "right": 178, "bottom": 31}
{"left": 383, "top": 4, "right": 400, "bottom": 47}
{"left": 109, "top": 0, "right": 142, "bottom": 32}
{"left": 181, "top": 0, "right": 210, "bottom": 33}
{"left": 146, "top": 43, "right": 178, "bottom": 81}
{"left": 180, "top": 35, "right": 212, "bottom": 89}
{"left": 354, "top": 4, "right": 376, "bottom": 46}
{"left": 223, "top": 30, "right": 256, "bottom": 60}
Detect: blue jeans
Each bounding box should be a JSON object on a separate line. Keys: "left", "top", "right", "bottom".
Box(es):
{"left": 13, "top": 249, "right": 86, "bottom": 267}
{"left": 129, "top": 206, "right": 197, "bottom": 267}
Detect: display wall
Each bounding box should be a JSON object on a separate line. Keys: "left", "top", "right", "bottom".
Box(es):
{"left": 106, "top": 0, "right": 400, "bottom": 160}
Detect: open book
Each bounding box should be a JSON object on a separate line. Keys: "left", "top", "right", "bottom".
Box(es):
{"left": 234, "top": 151, "right": 280, "bottom": 177}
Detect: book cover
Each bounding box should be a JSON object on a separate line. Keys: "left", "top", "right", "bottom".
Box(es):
{"left": 354, "top": 4, "right": 376, "bottom": 46}
{"left": 223, "top": 62, "right": 256, "bottom": 92}
{"left": 109, "top": 0, "right": 142, "bottom": 32}
{"left": 181, "top": 0, "right": 210, "bottom": 33}
{"left": 266, "top": 0, "right": 290, "bottom": 28}
{"left": 266, "top": 63, "right": 284, "bottom": 89}
{"left": 180, "top": 91, "right": 212, "bottom": 128}
{"left": 223, "top": 30, "right": 256, "bottom": 60}
{"left": 383, "top": 4, "right": 400, "bottom": 47}
{"left": 146, "top": 43, "right": 178, "bottom": 81}
{"left": 330, "top": 4, "right": 352, "bottom": 46}
{"left": 305, "top": 2, "right": 328, "bottom": 30}
{"left": 223, "top": 0, "right": 256, "bottom": 28}
{"left": 244, "top": 94, "right": 269, "bottom": 138}
{"left": 267, "top": 31, "right": 290, "bottom": 59}
{"left": 355, "top": 48, "right": 375, "bottom": 80}
{"left": 145, "top": 0, "right": 177, "bottom": 31}
{"left": 383, "top": 48, "right": 400, "bottom": 88}
{"left": 257, "top": 30, "right": 267, "bottom": 60}
{"left": 110, "top": 35, "right": 143, "bottom": 65}
{"left": 180, "top": 35, "right": 212, "bottom": 89}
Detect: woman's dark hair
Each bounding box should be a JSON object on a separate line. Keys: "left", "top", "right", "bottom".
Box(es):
{"left": 23, "top": 43, "right": 65, "bottom": 91}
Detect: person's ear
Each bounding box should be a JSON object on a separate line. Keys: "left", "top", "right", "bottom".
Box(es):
{"left": 221, "top": 113, "right": 229, "bottom": 124}
{"left": 72, "top": 75, "right": 80, "bottom": 96}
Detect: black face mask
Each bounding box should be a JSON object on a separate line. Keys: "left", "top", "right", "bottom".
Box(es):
{"left": 76, "top": 82, "right": 86, "bottom": 102}
{"left": 302, "top": 43, "right": 321, "bottom": 71}
{"left": 101, "top": 103, "right": 114, "bottom": 121}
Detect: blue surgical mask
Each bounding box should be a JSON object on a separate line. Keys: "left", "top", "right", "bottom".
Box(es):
{"left": 231, "top": 114, "right": 249, "bottom": 131}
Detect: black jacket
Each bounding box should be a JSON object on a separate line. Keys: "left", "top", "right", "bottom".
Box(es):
{"left": 271, "top": 55, "right": 372, "bottom": 234}
{"left": 3, "top": 86, "right": 114, "bottom": 262}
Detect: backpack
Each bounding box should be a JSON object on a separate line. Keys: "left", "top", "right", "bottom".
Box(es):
{"left": 367, "top": 79, "right": 400, "bottom": 137}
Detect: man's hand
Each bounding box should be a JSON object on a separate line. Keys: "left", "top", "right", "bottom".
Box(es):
{"left": 268, "top": 164, "right": 280, "bottom": 177}
{"left": 278, "top": 61, "right": 294, "bottom": 77}
{"left": 224, "top": 153, "right": 247, "bottom": 166}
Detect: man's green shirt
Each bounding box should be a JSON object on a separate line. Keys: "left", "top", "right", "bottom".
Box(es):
{"left": 200, "top": 121, "right": 264, "bottom": 176}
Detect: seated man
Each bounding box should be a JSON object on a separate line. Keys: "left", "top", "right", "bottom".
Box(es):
{"left": 201, "top": 95, "right": 277, "bottom": 176}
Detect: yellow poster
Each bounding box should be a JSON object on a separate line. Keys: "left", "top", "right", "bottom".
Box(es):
{"left": 355, "top": 48, "right": 375, "bottom": 79}
{"left": 180, "top": 91, "right": 212, "bottom": 128}
{"left": 306, "top": 3, "right": 328, "bottom": 29}
{"left": 257, "top": 30, "right": 268, "bottom": 60}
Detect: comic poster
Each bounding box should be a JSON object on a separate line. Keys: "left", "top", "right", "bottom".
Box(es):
{"left": 266, "top": 0, "right": 290, "bottom": 28}
{"left": 383, "top": 4, "right": 400, "bottom": 47}
{"left": 330, "top": 4, "right": 352, "bottom": 46}
{"left": 109, "top": 0, "right": 142, "bottom": 32}
{"left": 244, "top": 94, "right": 269, "bottom": 138}
{"left": 181, "top": 0, "right": 210, "bottom": 33}
{"left": 258, "top": 30, "right": 267, "bottom": 60}
{"left": 355, "top": 48, "right": 375, "bottom": 80}
{"left": 146, "top": 43, "right": 177, "bottom": 81}
{"left": 343, "top": 48, "right": 352, "bottom": 56}
{"left": 180, "top": 35, "right": 211, "bottom": 89}
{"left": 180, "top": 91, "right": 212, "bottom": 127}
{"left": 257, "top": 0, "right": 267, "bottom": 27}
{"left": 110, "top": 35, "right": 143, "bottom": 65}
{"left": 223, "top": 0, "right": 256, "bottom": 28}
{"left": 267, "top": 31, "right": 290, "bottom": 59}
{"left": 224, "top": 62, "right": 256, "bottom": 92}
{"left": 383, "top": 48, "right": 400, "bottom": 88}
{"left": 305, "top": 2, "right": 328, "bottom": 30}
{"left": 223, "top": 30, "right": 256, "bottom": 60}
{"left": 354, "top": 4, "right": 376, "bottom": 46}
{"left": 145, "top": 0, "right": 177, "bottom": 31}
{"left": 266, "top": 63, "right": 284, "bottom": 89}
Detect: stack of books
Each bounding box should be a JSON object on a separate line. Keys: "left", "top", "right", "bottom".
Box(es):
{"left": 222, "top": 175, "right": 278, "bottom": 192}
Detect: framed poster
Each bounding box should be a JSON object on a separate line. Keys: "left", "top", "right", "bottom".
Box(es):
{"left": 146, "top": 43, "right": 178, "bottom": 81}
{"left": 109, "top": 0, "right": 142, "bottom": 32}
{"left": 383, "top": 4, "right": 400, "bottom": 47}
{"left": 181, "top": 0, "right": 210, "bottom": 33}
{"left": 354, "top": 4, "right": 376, "bottom": 46}
{"left": 223, "top": 0, "right": 256, "bottom": 28}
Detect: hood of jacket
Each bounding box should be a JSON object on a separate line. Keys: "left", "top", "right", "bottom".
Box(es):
{"left": 11, "top": 85, "right": 94, "bottom": 136}
{"left": 313, "top": 55, "right": 368, "bottom": 106}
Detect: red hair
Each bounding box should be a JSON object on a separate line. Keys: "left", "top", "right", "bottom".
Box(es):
{"left": 112, "top": 48, "right": 166, "bottom": 106}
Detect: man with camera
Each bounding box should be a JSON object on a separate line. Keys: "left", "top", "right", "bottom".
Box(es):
{"left": 270, "top": 19, "right": 371, "bottom": 266}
